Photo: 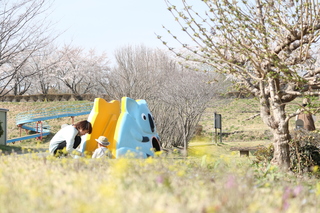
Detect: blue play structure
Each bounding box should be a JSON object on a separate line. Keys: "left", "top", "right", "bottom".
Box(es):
{"left": 115, "top": 97, "right": 161, "bottom": 158}
{"left": 7, "top": 102, "right": 93, "bottom": 143}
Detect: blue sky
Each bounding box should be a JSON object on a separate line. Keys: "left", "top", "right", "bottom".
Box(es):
{"left": 51, "top": 0, "right": 194, "bottom": 61}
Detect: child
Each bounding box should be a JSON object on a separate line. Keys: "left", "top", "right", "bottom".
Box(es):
{"left": 92, "top": 136, "right": 111, "bottom": 158}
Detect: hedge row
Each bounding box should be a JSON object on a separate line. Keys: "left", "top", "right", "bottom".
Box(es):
{"left": 0, "top": 94, "right": 110, "bottom": 102}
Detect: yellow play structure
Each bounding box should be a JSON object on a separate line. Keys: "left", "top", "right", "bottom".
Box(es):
{"left": 83, "top": 97, "right": 161, "bottom": 158}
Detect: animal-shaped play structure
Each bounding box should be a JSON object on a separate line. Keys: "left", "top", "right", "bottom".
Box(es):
{"left": 83, "top": 97, "right": 161, "bottom": 158}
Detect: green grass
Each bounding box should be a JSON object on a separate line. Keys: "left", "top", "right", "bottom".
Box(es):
{"left": 0, "top": 144, "right": 22, "bottom": 153}
{"left": 0, "top": 99, "right": 320, "bottom": 212}
{"left": 0, "top": 151, "right": 319, "bottom": 212}
{"left": 198, "top": 97, "right": 320, "bottom": 143}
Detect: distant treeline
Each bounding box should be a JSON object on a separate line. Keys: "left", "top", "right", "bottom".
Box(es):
{"left": 0, "top": 94, "right": 110, "bottom": 102}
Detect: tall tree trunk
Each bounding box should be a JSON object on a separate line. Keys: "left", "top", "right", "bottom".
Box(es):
{"left": 260, "top": 94, "right": 291, "bottom": 170}
{"left": 271, "top": 128, "right": 290, "bottom": 170}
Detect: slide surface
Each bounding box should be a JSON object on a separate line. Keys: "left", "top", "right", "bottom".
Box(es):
{"left": 85, "top": 98, "right": 120, "bottom": 156}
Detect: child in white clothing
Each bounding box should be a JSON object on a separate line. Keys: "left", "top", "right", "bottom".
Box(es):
{"left": 92, "top": 136, "right": 111, "bottom": 158}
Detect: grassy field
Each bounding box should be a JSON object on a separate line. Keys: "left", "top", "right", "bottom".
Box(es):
{"left": 198, "top": 97, "right": 318, "bottom": 142}
{"left": 1, "top": 147, "right": 319, "bottom": 212}
{"left": 0, "top": 101, "right": 89, "bottom": 153}
{"left": 1, "top": 97, "right": 315, "bottom": 151}
{"left": 0, "top": 98, "right": 273, "bottom": 153}
{"left": 0, "top": 99, "right": 320, "bottom": 212}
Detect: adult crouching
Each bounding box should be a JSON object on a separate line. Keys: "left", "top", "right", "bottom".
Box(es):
{"left": 49, "top": 120, "right": 92, "bottom": 157}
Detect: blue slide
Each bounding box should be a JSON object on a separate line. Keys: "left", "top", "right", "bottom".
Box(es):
{"left": 7, "top": 102, "right": 93, "bottom": 143}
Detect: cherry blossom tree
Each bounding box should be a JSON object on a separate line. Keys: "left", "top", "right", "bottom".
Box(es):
{"left": 0, "top": 0, "right": 54, "bottom": 96}
{"left": 56, "top": 46, "right": 110, "bottom": 96}
{"left": 103, "top": 45, "right": 225, "bottom": 149}
{"left": 159, "top": 0, "right": 320, "bottom": 169}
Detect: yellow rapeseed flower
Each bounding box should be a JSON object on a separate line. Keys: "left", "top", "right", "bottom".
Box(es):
{"left": 154, "top": 151, "right": 163, "bottom": 157}
{"left": 316, "top": 182, "right": 320, "bottom": 196}
{"left": 177, "top": 170, "right": 186, "bottom": 177}
{"left": 312, "top": 165, "right": 319, "bottom": 173}
{"left": 248, "top": 201, "right": 261, "bottom": 212}
{"left": 61, "top": 158, "right": 68, "bottom": 165}
{"left": 231, "top": 151, "right": 237, "bottom": 156}
{"left": 146, "top": 157, "right": 154, "bottom": 164}
{"left": 264, "top": 182, "right": 270, "bottom": 187}
{"left": 112, "top": 158, "right": 129, "bottom": 177}
{"left": 219, "top": 155, "right": 231, "bottom": 163}
{"left": 269, "top": 165, "right": 276, "bottom": 171}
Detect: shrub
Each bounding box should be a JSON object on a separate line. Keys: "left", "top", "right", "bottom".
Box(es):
{"left": 289, "top": 129, "right": 320, "bottom": 174}
{"left": 254, "top": 145, "right": 274, "bottom": 165}
{"left": 254, "top": 129, "right": 320, "bottom": 174}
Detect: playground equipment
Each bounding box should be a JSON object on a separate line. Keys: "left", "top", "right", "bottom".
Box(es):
{"left": 114, "top": 97, "right": 161, "bottom": 158}
{"left": 7, "top": 102, "right": 93, "bottom": 144}
{"left": 5, "top": 97, "right": 161, "bottom": 159}
{"left": 82, "top": 98, "right": 120, "bottom": 155}
{"left": 84, "top": 97, "right": 161, "bottom": 158}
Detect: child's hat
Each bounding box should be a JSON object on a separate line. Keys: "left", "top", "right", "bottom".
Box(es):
{"left": 95, "top": 136, "right": 110, "bottom": 146}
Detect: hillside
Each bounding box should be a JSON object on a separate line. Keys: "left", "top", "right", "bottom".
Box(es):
{"left": 0, "top": 101, "right": 90, "bottom": 153}
{"left": 198, "top": 97, "right": 319, "bottom": 141}
{"left": 0, "top": 97, "right": 317, "bottom": 154}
